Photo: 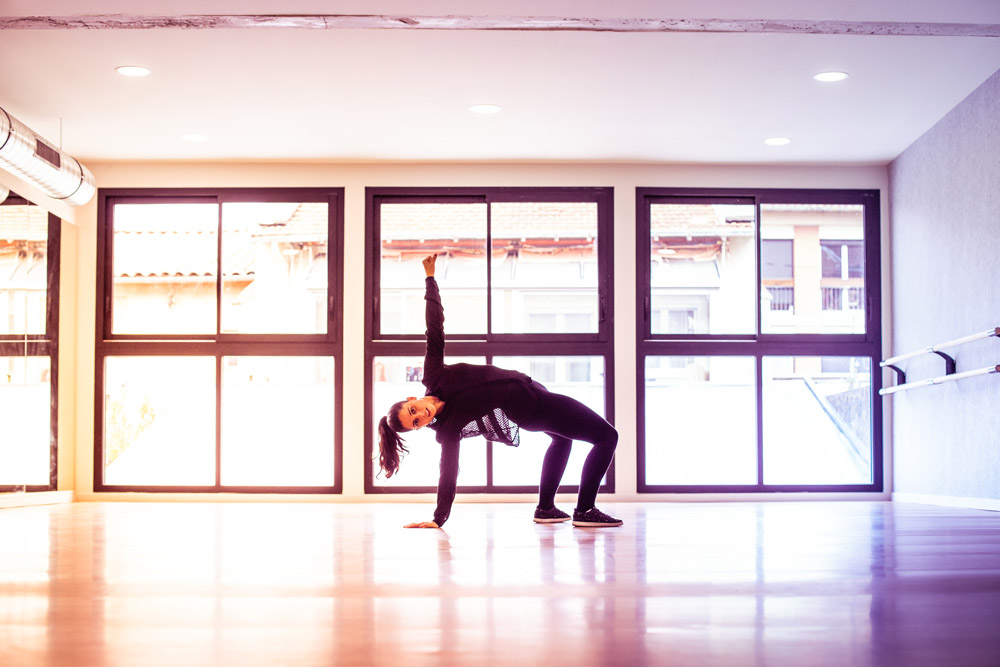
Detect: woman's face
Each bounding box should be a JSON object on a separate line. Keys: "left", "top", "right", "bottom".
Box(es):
{"left": 398, "top": 396, "right": 438, "bottom": 431}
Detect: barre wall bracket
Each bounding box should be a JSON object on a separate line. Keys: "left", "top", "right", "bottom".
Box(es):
{"left": 885, "top": 364, "right": 906, "bottom": 385}
{"left": 932, "top": 350, "right": 957, "bottom": 376}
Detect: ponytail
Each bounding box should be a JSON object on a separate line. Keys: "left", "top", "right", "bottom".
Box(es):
{"left": 377, "top": 401, "right": 410, "bottom": 478}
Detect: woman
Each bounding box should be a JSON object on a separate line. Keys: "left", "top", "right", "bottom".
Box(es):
{"left": 377, "top": 254, "right": 621, "bottom": 529}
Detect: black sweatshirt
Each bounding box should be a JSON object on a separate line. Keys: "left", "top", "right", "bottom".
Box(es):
{"left": 422, "top": 277, "right": 538, "bottom": 526}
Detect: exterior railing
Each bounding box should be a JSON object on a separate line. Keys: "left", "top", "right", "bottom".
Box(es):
{"left": 822, "top": 286, "right": 863, "bottom": 311}
{"left": 765, "top": 286, "right": 794, "bottom": 311}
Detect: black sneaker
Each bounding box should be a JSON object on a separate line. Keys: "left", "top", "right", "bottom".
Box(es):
{"left": 572, "top": 507, "right": 623, "bottom": 527}
{"left": 533, "top": 506, "right": 571, "bottom": 523}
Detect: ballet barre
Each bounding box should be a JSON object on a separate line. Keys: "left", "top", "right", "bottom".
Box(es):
{"left": 879, "top": 327, "right": 999, "bottom": 396}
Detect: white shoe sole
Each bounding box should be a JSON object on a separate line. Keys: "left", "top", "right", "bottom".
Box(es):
{"left": 533, "top": 517, "right": 571, "bottom": 523}
{"left": 572, "top": 520, "right": 623, "bottom": 527}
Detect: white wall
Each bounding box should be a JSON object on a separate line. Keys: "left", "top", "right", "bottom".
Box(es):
{"left": 66, "top": 161, "right": 890, "bottom": 502}
{"left": 889, "top": 69, "right": 1000, "bottom": 510}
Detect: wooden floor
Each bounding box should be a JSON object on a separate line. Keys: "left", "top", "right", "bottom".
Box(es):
{"left": 2, "top": 501, "right": 1000, "bottom": 667}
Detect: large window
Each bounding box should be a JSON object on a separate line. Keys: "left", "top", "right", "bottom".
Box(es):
{"left": 0, "top": 195, "right": 59, "bottom": 492}
{"left": 638, "top": 189, "right": 882, "bottom": 492}
{"left": 365, "top": 188, "right": 614, "bottom": 494}
{"left": 95, "top": 189, "right": 343, "bottom": 492}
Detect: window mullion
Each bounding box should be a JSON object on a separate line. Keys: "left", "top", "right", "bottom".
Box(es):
{"left": 485, "top": 199, "right": 493, "bottom": 339}
{"left": 755, "top": 200, "right": 763, "bottom": 338}
{"left": 215, "top": 199, "right": 223, "bottom": 340}
{"left": 755, "top": 353, "right": 764, "bottom": 487}
{"left": 215, "top": 354, "right": 222, "bottom": 488}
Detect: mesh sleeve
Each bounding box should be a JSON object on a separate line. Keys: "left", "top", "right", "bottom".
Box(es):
{"left": 459, "top": 408, "right": 520, "bottom": 447}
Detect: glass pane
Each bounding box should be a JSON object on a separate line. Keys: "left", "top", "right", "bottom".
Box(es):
{"left": 763, "top": 356, "right": 873, "bottom": 484}
{"left": 112, "top": 203, "right": 219, "bottom": 335}
{"left": 760, "top": 204, "right": 866, "bottom": 334}
{"left": 371, "top": 356, "right": 487, "bottom": 487}
{"left": 491, "top": 356, "right": 606, "bottom": 487}
{"left": 220, "top": 202, "right": 329, "bottom": 334}
{"left": 0, "top": 356, "right": 51, "bottom": 485}
{"left": 650, "top": 202, "right": 756, "bottom": 335}
{"left": 644, "top": 356, "right": 756, "bottom": 485}
{"left": 379, "top": 203, "right": 487, "bottom": 335}
{"left": 490, "top": 202, "right": 598, "bottom": 333}
{"left": 103, "top": 356, "right": 216, "bottom": 486}
{"left": 0, "top": 204, "right": 48, "bottom": 335}
{"left": 221, "top": 356, "right": 335, "bottom": 486}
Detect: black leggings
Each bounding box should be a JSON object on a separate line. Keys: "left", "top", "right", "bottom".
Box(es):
{"left": 517, "top": 383, "right": 618, "bottom": 511}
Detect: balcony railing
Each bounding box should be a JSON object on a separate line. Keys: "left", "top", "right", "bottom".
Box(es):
{"left": 765, "top": 286, "right": 794, "bottom": 311}
{"left": 822, "top": 287, "right": 864, "bottom": 311}
{"left": 765, "top": 286, "right": 864, "bottom": 313}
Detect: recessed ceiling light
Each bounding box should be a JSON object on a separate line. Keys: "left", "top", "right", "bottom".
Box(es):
{"left": 469, "top": 104, "right": 502, "bottom": 114}
{"left": 813, "top": 71, "right": 849, "bottom": 82}
{"left": 764, "top": 137, "right": 792, "bottom": 146}
{"left": 182, "top": 134, "right": 209, "bottom": 143}
{"left": 116, "top": 65, "right": 151, "bottom": 77}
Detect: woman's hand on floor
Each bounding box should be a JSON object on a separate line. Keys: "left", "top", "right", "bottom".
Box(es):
{"left": 404, "top": 520, "right": 440, "bottom": 529}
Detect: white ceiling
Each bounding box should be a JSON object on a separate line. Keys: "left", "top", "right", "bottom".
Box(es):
{"left": 1, "top": 0, "right": 999, "bottom": 165}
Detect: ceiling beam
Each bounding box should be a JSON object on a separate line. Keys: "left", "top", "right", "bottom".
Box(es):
{"left": 2, "top": 15, "right": 999, "bottom": 37}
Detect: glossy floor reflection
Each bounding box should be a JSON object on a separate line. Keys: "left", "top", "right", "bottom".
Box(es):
{"left": 2, "top": 501, "right": 1000, "bottom": 666}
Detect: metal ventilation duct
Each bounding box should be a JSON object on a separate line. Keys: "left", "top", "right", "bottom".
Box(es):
{"left": 0, "top": 106, "right": 96, "bottom": 207}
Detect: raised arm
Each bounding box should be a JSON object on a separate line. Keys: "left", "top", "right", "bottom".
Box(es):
{"left": 403, "top": 254, "right": 453, "bottom": 529}
{"left": 422, "top": 255, "right": 445, "bottom": 387}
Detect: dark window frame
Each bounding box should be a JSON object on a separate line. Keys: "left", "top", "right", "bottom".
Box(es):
{"left": 94, "top": 188, "right": 345, "bottom": 493}
{"left": 637, "top": 187, "right": 883, "bottom": 493}
{"left": 364, "top": 186, "right": 615, "bottom": 495}
{"left": 0, "top": 194, "right": 59, "bottom": 492}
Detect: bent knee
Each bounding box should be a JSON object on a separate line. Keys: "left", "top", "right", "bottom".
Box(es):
{"left": 602, "top": 425, "right": 618, "bottom": 450}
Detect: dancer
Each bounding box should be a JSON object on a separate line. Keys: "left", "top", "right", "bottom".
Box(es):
{"left": 377, "top": 254, "right": 621, "bottom": 529}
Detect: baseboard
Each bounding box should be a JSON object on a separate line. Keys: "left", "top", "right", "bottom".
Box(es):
{"left": 892, "top": 492, "right": 1000, "bottom": 512}
{"left": 0, "top": 490, "right": 75, "bottom": 509}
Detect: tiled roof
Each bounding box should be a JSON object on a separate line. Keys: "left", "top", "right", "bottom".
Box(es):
{"left": 108, "top": 200, "right": 760, "bottom": 279}
{"left": 114, "top": 229, "right": 224, "bottom": 278}
{"left": 114, "top": 203, "right": 327, "bottom": 278}
{"left": 762, "top": 204, "right": 863, "bottom": 213}
{"left": 381, "top": 202, "right": 599, "bottom": 240}
{"left": 247, "top": 203, "right": 328, "bottom": 240}
{"left": 650, "top": 204, "right": 754, "bottom": 235}
{"left": 0, "top": 205, "right": 49, "bottom": 243}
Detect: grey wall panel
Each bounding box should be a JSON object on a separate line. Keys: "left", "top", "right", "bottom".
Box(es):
{"left": 888, "top": 69, "right": 1000, "bottom": 500}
